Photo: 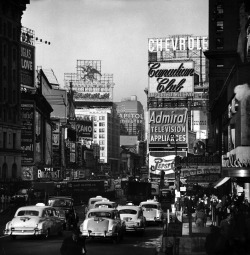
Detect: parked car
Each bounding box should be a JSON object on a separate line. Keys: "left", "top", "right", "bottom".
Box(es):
{"left": 139, "top": 199, "right": 164, "bottom": 224}
{"left": 80, "top": 207, "right": 125, "bottom": 243}
{"left": 47, "top": 196, "right": 78, "bottom": 230}
{"left": 117, "top": 204, "right": 146, "bottom": 235}
{"left": 4, "top": 203, "right": 63, "bottom": 239}
{"left": 93, "top": 200, "right": 118, "bottom": 209}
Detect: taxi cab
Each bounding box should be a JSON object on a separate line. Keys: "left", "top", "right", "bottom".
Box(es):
{"left": 80, "top": 207, "right": 125, "bottom": 243}
{"left": 117, "top": 204, "right": 146, "bottom": 235}
{"left": 139, "top": 199, "right": 164, "bottom": 224}
{"left": 4, "top": 203, "right": 63, "bottom": 239}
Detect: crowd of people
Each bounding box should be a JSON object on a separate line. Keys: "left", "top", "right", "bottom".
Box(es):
{"left": 179, "top": 192, "right": 250, "bottom": 255}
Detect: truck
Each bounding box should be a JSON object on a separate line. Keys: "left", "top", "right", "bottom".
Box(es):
{"left": 121, "top": 180, "right": 151, "bottom": 205}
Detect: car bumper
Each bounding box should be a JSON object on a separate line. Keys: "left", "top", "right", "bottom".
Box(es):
{"left": 82, "top": 230, "right": 118, "bottom": 238}
{"left": 4, "top": 228, "right": 45, "bottom": 236}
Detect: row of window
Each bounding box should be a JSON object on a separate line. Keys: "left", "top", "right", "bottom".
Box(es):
{"left": 0, "top": 17, "right": 19, "bottom": 42}
{"left": 0, "top": 107, "right": 19, "bottom": 124}
{"left": 0, "top": 131, "right": 17, "bottom": 150}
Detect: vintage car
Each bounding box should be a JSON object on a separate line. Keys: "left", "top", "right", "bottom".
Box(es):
{"left": 117, "top": 205, "right": 146, "bottom": 235}
{"left": 93, "top": 200, "right": 118, "bottom": 209}
{"left": 86, "top": 196, "right": 108, "bottom": 211}
{"left": 80, "top": 207, "right": 125, "bottom": 243}
{"left": 139, "top": 199, "right": 164, "bottom": 224}
{"left": 47, "top": 196, "right": 78, "bottom": 230}
{"left": 4, "top": 203, "right": 63, "bottom": 239}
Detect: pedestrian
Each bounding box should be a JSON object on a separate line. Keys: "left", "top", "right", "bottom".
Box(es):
{"left": 60, "top": 228, "right": 87, "bottom": 255}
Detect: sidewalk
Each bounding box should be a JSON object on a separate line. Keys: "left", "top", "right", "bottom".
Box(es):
{"left": 156, "top": 214, "right": 212, "bottom": 255}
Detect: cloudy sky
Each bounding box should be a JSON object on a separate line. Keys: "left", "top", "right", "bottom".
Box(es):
{"left": 22, "top": 0, "right": 208, "bottom": 109}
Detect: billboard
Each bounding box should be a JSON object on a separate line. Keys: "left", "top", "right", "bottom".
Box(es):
{"left": 149, "top": 154, "right": 175, "bottom": 175}
{"left": 20, "top": 43, "right": 35, "bottom": 89}
{"left": 149, "top": 108, "right": 188, "bottom": 145}
{"left": 119, "top": 113, "right": 144, "bottom": 124}
{"left": 21, "top": 103, "right": 34, "bottom": 164}
{"left": 148, "top": 61, "right": 194, "bottom": 96}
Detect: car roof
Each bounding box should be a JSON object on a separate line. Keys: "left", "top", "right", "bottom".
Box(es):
{"left": 49, "top": 196, "right": 73, "bottom": 200}
{"left": 16, "top": 205, "right": 52, "bottom": 211}
{"left": 140, "top": 200, "right": 160, "bottom": 204}
{"left": 117, "top": 205, "right": 141, "bottom": 211}
{"left": 88, "top": 207, "right": 117, "bottom": 213}
{"left": 94, "top": 200, "right": 115, "bottom": 205}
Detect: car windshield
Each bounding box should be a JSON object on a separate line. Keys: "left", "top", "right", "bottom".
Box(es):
{"left": 48, "top": 199, "right": 72, "bottom": 207}
{"left": 17, "top": 210, "right": 39, "bottom": 216}
{"left": 119, "top": 209, "right": 137, "bottom": 215}
{"left": 88, "top": 211, "right": 112, "bottom": 218}
{"left": 141, "top": 204, "right": 158, "bottom": 209}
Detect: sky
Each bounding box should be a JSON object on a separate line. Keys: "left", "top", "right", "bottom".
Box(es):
{"left": 22, "top": 0, "right": 208, "bottom": 109}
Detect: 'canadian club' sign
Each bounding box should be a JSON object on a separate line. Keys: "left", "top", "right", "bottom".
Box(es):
{"left": 148, "top": 61, "right": 194, "bottom": 94}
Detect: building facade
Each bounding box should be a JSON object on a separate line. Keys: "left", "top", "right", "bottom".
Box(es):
{"left": 205, "top": 0, "right": 250, "bottom": 199}
{"left": 0, "top": 0, "right": 30, "bottom": 193}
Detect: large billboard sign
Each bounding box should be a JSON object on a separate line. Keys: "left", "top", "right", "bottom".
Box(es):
{"left": 20, "top": 43, "right": 35, "bottom": 89}
{"left": 149, "top": 154, "right": 175, "bottom": 175}
{"left": 149, "top": 108, "right": 188, "bottom": 144}
{"left": 148, "top": 61, "right": 194, "bottom": 97}
{"left": 76, "top": 120, "right": 93, "bottom": 139}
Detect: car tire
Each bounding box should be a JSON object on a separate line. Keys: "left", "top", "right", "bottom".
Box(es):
{"left": 44, "top": 229, "right": 50, "bottom": 239}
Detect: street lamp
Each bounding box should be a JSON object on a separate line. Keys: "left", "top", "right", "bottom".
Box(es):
{"left": 167, "top": 133, "right": 181, "bottom": 211}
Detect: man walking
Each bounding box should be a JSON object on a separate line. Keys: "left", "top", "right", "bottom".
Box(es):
{"left": 60, "top": 228, "right": 87, "bottom": 255}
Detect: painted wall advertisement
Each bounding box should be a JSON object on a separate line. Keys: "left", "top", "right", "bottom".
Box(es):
{"left": 149, "top": 108, "right": 188, "bottom": 145}
{"left": 148, "top": 61, "right": 194, "bottom": 97}
{"left": 21, "top": 103, "right": 34, "bottom": 164}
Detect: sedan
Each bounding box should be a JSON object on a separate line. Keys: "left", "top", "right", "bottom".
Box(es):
{"left": 4, "top": 203, "right": 63, "bottom": 239}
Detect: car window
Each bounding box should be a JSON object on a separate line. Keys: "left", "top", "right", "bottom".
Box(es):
{"left": 119, "top": 209, "right": 137, "bottom": 215}
{"left": 88, "top": 211, "right": 112, "bottom": 218}
{"left": 17, "top": 210, "right": 39, "bottom": 216}
{"left": 141, "top": 204, "right": 158, "bottom": 209}
{"left": 48, "top": 199, "right": 72, "bottom": 207}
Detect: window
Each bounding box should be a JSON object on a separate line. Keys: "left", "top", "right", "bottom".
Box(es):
{"left": 216, "top": 38, "right": 224, "bottom": 49}
{"left": 3, "top": 132, "right": 7, "bottom": 149}
{"left": 99, "top": 128, "right": 105, "bottom": 133}
{"left": 99, "top": 122, "right": 105, "bottom": 127}
{"left": 13, "top": 133, "right": 16, "bottom": 149}
{"left": 216, "top": 21, "right": 223, "bottom": 33}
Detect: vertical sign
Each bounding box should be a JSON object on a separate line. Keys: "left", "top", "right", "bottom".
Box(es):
{"left": 21, "top": 103, "right": 34, "bottom": 163}
{"left": 20, "top": 43, "right": 35, "bottom": 89}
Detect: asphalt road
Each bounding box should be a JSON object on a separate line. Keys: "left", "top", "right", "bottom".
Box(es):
{"left": 0, "top": 225, "right": 162, "bottom": 255}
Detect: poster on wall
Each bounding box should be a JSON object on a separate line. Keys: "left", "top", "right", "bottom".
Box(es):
{"left": 21, "top": 103, "right": 34, "bottom": 164}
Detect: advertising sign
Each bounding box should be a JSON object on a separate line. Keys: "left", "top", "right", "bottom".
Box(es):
{"left": 149, "top": 154, "right": 175, "bottom": 175}
{"left": 21, "top": 103, "right": 34, "bottom": 164}
{"left": 119, "top": 113, "right": 144, "bottom": 124}
{"left": 76, "top": 120, "right": 93, "bottom": 138}
{"left": 148, "top": 61, "right": 194, "bottom": 95}
{"left": 20, "top": 43, "right": 35, "bottom": 88}
{"left": 21, "top": 166, "right": 34, "bottom": 181}
{"left": 149, "top": 108, "right": 188, "bottom": 144}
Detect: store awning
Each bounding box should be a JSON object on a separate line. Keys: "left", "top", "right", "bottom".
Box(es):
{"left": 214, "top": 177, "right": 230, "bottom": 188}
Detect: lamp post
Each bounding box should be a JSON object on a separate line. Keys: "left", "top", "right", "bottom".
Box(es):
{"left": 167, "top": 133, "right": 181, "bottom": 211}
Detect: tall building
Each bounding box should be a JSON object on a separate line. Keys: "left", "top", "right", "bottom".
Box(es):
{"left": 146, "top": 35, "right": 221, "bottom": 186}
{"left": 0, "top": 0, "right": 29, "bottom": 192}
{"left": 205, "top": 0, "right": 250, "bottom": 198}
{"left": 115, "top": 95, "right": 145, "bottom": 141}
{"left": 64, "top": 60, "right": 120, "bottom": 177}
